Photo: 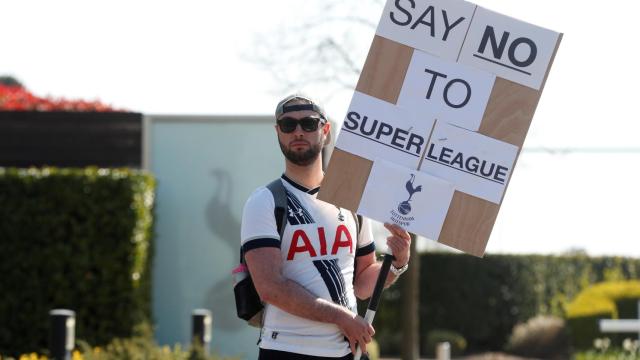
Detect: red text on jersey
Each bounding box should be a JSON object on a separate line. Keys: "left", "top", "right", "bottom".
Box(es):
{"left": 287, "top": 224, "right": 353, "bottom": 260}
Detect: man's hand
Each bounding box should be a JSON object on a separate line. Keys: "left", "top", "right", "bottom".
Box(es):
{"left": 335, "top": 309, "right": 375, "bottom": 355}
{"left": 384, "top": 223, "right": 411, "bottom": 268}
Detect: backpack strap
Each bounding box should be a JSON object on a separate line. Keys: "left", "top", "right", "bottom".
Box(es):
{"left": 354, "top": 213, "right": 362, "bottom": 237}
{"left": 266, "top": 178, "right": 288, "bottom": 239}
{"left": 352, "top": 212, "right": 364, "bottom": 285}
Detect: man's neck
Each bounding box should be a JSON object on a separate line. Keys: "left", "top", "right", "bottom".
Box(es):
{"left": 284, "top": 158, "right": 324, "bottom": 190}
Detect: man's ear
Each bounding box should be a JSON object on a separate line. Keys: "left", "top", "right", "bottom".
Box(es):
{"left": 323, "top": 121, "right": 332, "bottom": 146}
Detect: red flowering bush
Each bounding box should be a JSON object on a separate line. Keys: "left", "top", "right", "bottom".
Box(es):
{"left": 0, "top": 84, "right": 120, "bottom": 112}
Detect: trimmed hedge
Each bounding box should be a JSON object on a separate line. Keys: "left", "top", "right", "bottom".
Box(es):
{"left": 0, "top": 167, "right": 155, "bottom": 356}
{"left": 373, "top": 253, "right": 640, "bottom": 356}
{"left": 565, "top": 280, "right": 640, "bottom": 349}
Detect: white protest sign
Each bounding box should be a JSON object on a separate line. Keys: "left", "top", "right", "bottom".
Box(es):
{"left": 357, "top": 159, "right": 455, "bottom": 241}
{"left": 335, "top": 91, "right": 435, "bottom": 169}
{"left": 376, "top": 0, "right": 476, "bottom": 61}
{"left": 420, "top": 122, "right": 519, "bottom": 204}
{"left": 458, "top": 6, "right": 560, "bottom": 90}
{"left": 397, "top": 49, "right": 496, "bottom": 131}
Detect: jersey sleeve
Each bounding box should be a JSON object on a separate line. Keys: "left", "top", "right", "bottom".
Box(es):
{"left": 240, "top": 187, "right": 281, "bottom": 254}
{"left": 355, "top": 217, "right": 375, "bottom": 257}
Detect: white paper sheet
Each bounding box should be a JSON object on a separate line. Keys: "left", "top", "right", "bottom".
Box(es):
{"left": 397, "top": 49, "right": 495, "bottom": 131}
{"left": 420, "top": 122, "right": 519, "bottom": 204}
{"left": 376, "top": 0, "right": 476, "bottom": 61}
{"left": 357, "top": 159, "right": 455, "bottom": 241}
{"left": 458, "top": 6, "right": 560, "bottom": 90}
{"left": 335, "top": 91, "right": 435, "bottom": 169}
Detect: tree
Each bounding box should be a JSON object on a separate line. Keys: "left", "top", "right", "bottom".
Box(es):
{"left": 0, "top": 75, "right": 23, "bottom": 88}
{"left": 248, "top": 1, "right": 382, "bottom": 104}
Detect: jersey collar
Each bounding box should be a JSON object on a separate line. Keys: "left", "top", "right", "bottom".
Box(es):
{"left": 281, "top": 174, "right": 320, "bottom": 195}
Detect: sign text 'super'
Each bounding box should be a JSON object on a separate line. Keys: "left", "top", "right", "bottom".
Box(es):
{"left": 343, "top": 110, "right": 425, "bottom": 156}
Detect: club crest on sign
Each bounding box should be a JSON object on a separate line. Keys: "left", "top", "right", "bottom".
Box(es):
{"left": 388, "top": 174, "right": 422, "bottom": 227}
{"left": 398, "top": 174, "right": 422, "bottom": 215}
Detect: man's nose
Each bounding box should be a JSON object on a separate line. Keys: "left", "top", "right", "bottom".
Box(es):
{"left": 291, "top": 124, "right": 306, "bottom": 136}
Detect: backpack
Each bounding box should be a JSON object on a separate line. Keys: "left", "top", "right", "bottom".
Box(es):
{"left": 233, "top": 178, "right": 362, "bottom": 327}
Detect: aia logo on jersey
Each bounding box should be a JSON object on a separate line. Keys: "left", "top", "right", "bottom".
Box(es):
{"left": 286, "top": 225, "right": 353, "bottom": 260}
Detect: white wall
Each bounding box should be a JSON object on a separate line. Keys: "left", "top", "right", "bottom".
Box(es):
{"left": 145, "top": 115, "right": 283, "bottom": 359}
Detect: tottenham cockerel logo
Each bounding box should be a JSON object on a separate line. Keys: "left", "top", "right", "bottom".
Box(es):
{"left": 398, "top": 174, "right": 422, "bottom": 215}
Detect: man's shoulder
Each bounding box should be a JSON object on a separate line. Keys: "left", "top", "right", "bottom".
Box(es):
{"left": 241, "top": 184, "right": 279, "bottom": 241}
{"left": 245, "top": 177, "right": 291, "bottom": 209}
{"left": 245, "top": 185, "right": 275, "bottom": 208}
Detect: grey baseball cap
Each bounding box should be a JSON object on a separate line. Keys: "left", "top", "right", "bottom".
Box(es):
{"left": 275, "top": 94, "right": 327, "bottom": 120}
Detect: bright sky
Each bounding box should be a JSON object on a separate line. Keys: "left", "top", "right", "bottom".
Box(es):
{"left": 3, "top": 0, "right": 639, "bottom": 257}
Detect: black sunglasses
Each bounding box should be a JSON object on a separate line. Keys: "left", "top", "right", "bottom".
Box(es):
{"left": 277, "top": 117, "right": 326, "bottom": 133}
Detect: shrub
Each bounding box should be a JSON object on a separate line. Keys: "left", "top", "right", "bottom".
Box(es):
{"left": 565, "top": 280, "right": 640, "bottom": 350}
{"left": 75, "top": 323, "right": 237, "bottom": 360}
{"left": 0, "top": 167, "right": 155, "bottom": 356}
{"left": 574, "top": 345, "right": 640, "bottom": 360}
{"left": 0, "top": 323, "right": 238, "bottom": 360}
{"left": 565, "top": 281, "right": 640, "bottom": 318}
{"left": 423, "top": 329, "right": 467, "bottom": 357}
{"left": 505, "top": 315, "right": 569, "bottom": 359}
{"left": 373, "top": 253, "right": 640, "bottom": 356}
{"left": 0, "top": 84, "right": 120, "bottom": 111}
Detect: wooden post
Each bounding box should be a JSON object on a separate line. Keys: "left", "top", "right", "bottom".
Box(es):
{"left": 401, "top": 233, "right": 420, "bottom": 360}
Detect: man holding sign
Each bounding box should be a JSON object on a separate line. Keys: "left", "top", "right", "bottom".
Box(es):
{"left": 241, "top": 95, "right": 411, "bottom": 359}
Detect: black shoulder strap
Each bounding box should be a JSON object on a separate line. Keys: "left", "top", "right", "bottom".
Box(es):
{"left": 350, "top": 212, "right": 363, "bottom": 237}
{"left": 352, "top": 212, "right": 363, "bottom": 285}
{"left": 266, "top": 178, "right": 288, "bottom": 239}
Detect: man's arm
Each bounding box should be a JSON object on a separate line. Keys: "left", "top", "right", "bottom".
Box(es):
{"left": 245, "top": 247, "right": 374, "bottom": 354}
{"left": 353, "top": 223, "right": 411, "bottom": 300}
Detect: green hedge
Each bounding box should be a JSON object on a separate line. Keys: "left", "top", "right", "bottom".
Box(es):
{"left": 373, "top": 253, "right": 640, "bottom": 356}
{"left": 565, "top": 280, "right": 640, "bottom": 349}
{"left": 0, "top": 167, "right": 155, "bottom": 356}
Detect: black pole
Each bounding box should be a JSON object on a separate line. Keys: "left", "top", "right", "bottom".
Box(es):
{"left": 191, "top": 309, "right": 212, "bottom": 355}
{"left": 355, "top": 254, "right": 394, "bottom": 360}
{"left": 49, "top": 309, "right": 75, "bottom": 360}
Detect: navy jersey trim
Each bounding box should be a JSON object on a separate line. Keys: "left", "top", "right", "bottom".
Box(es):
{"left": 281, "top": 174, "right": 320, "bottom": 194}
{"left": 355, "top": 242, "right": 375, "bottom": 257}
{"left": 242, "top": 238, "right": 281, "bottom": 253}
{"left": 313, "top": 259, "right": 349, "bottom": 308}
{"left": 285, "top": 190, "right": 315, "bottom": 225}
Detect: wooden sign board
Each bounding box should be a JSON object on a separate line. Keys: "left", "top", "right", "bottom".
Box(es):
{"left": 318, "top": 0, "right": 562, "bottom": 257}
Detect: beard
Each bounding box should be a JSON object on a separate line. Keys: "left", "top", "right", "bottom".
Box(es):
{"left": 279, "top": 139, "right": 322, "bottom": 166}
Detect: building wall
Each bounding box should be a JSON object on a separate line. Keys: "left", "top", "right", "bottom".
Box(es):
{"left": 146, "top": 115, "right": 282, "bottom": 359}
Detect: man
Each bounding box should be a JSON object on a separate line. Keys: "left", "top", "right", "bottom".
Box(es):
{"left": 241, "top": 94, "right": 411, "bottom": 360}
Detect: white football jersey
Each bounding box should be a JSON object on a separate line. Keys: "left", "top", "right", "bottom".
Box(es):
{"left": 240, "top": 175, "right": 375, "bottom": 357}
